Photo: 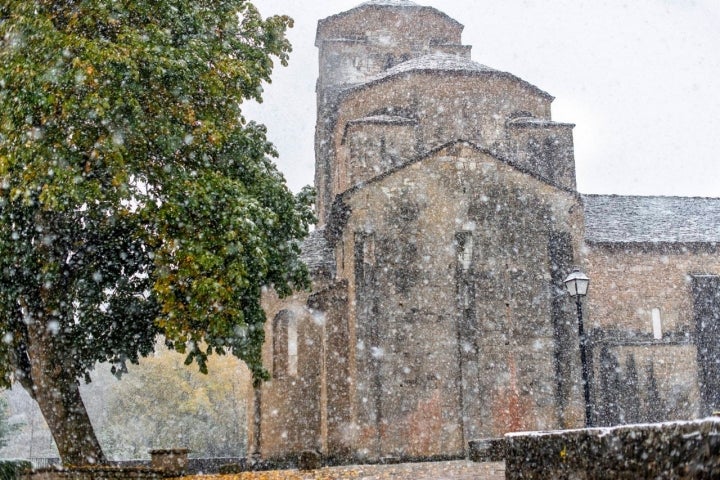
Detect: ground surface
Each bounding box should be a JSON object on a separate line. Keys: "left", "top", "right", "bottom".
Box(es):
{"left": 178, "top": 460, "right": 505, "bottom": 479}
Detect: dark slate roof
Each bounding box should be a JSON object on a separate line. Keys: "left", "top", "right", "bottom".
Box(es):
{"left": 300, "top": 229, "right": 335, "bottom": 275}
{"left": 507, "top": 117, "right": 575, "bottom": 128}
{"left": 583, "top": 194, "right": 720, "bottom": 244}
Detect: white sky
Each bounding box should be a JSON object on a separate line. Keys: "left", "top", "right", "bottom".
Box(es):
{"left": 244, "top": 0, "right": 720, "bottom": 198}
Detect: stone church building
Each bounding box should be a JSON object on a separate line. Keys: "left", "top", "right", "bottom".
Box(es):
{"left": 250, "top": 0, "right": 720, "bottom": 462}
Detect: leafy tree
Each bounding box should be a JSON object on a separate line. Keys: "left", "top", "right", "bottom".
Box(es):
{"left": 0, "top": 0, "right": 311, "bottom": 466}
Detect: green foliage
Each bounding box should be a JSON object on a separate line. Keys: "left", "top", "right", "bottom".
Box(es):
{"left": 0, "top": 397, "right": 21, "bottom": 450}
{"left": 0, "top": 0, "right": 311, "bottom": 392}
{"left": 0, "top": 460, "right": 32, "bottom": 480}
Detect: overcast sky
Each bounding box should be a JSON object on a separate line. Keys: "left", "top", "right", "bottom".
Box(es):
{"left": 244, "top": 0, "right": 720, "bottom": 198}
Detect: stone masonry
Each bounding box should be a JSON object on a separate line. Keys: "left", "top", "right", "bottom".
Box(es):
{"left": 248, "top": 0, "right": 720, "bottom": 463}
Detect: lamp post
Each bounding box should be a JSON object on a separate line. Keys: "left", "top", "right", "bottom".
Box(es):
{"left": 564, "top": 267, "right": 592, "bottom": 427}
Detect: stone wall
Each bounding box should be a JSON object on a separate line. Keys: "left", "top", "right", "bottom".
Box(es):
{"left": 331, "top": 72, "right": 556, "bottom": 200}
{"left": 592, "top": 341, "right": 699, "bottom": 426}
{"left": 334, "top": 143, "right": 586, "bottom": 458}
{"left": 316, "top": 5, "right": 465, "bottom": 90}
{"left": 255, "top": 279, "right": 353, "bottom": 460}
{"left": 584, "top": 244, "right": 720, "bottom": 423}
{"left": 308, "top": 280, "right": 353, "bottom": 460}
{"left": 255, "top": 289, "right": 324, "bottom": 459}
{"left": 344, "top": 118, "right": 418, "bottom": 187}
{"left": 506, "top": 119, "right": 576, "bottom": 191}
{"left": 584, "top": 244, "right": 720, "bottom": 334}
{"left": 503, "top": 418, "right": 720, "bottom": 479}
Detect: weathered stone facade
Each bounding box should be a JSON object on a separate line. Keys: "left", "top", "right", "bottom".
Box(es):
{"left": 582, "top": 196, "right": 720, "bottom": 425}
{"left": 249, "top": 0, "right": 720, "bottom": 463}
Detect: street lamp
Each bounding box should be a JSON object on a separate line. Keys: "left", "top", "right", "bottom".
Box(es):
{"left": 564, "top": 267, "right": 592, "bottom": 427}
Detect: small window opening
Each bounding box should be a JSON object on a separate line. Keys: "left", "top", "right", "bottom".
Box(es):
{"left": 273, "top": 310, "right": 298, "bottom": 378}
{"left": 288, "top": 315, "right": 298, "bottom": 376}
{"left": 363, "top": 233, "right": 376, "bottom": 267}
{"left": 456, "top": 231, "right": 474, "bottom": 272}
{"left": 651, "top": 308, "right": 662, "bottom": 340}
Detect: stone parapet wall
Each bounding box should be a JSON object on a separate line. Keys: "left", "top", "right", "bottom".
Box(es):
{"left": 503, "top": 418, "right": 720, "bottom": 479}
{"left": 468, "top": 438, "right": 505, "bottom": 463}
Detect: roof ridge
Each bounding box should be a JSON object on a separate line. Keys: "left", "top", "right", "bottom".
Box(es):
{"left": 359, "top": 0, "right": 420, "bottom": 6}
{"left": 582, "top": 193, "right": 720, "bottom": 201}
{"left": 339, "top": 52, "right": 553, "bottom": 100}
{"left": 368, "top": 52, "right": 496, "bottom": 81}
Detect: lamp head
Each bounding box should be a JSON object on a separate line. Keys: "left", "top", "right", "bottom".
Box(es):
{"left": 564, "top": 267, "right": 590, "bottom": 297}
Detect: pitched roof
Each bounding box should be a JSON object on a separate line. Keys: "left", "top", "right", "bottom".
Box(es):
{"left": 343, "top": 53, "right": 553, "bottom": 99}
{"left": 359, "top": 0, "right": 419, "bottom": 6}
{"left": 375, "top": 52, "right": 496, "bottom": 77}
{"left": 507, "top": 117, "right": 575, "bottom": 128}
{"left": 583, "top": 194, "right": 720, "bottom": 244}
{"left": 338, "top": 140, "right": 578, "bottom": 201}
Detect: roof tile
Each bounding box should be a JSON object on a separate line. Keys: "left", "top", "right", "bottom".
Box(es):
{"left": 583, "top": 194, "right": 720, "bottom": 244}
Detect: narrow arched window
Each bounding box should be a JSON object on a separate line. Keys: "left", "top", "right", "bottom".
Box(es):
{"left": 273, "top": 310, "right": 290, "bottom": 378}
{"left": 272, "top": 309, "right": 298, "bottom": 378}
{"left": 455, "top": 231, "right": 474, "bottom": 272}
{"left": 287, "top": 315, "right": 298, "bottom": 377}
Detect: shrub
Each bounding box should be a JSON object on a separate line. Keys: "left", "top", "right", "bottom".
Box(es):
{"left": 0, "top": 460, "right": 32, "bottom": 480}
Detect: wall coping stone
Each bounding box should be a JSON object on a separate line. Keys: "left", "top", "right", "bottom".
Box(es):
{"left": 503, "top": 417, "right": 720, "bottom": 479}
{"left": 468, "top": 438, "right": 506, "bottom": 462}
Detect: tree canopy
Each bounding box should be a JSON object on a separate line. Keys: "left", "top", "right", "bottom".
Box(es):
{"left": 0, "top": 0, "right": 311, "bottom": 465}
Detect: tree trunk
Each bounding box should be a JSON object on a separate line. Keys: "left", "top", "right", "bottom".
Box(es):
{"left": 24, "top": 322, "right": 106, "bottom": 466}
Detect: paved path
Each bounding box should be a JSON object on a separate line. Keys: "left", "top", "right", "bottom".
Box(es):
{"left": 308, "top": 460, "right": 505, "bottom": 479}
{"left": 181, "top": 461, "right": 505, "bottom": 480}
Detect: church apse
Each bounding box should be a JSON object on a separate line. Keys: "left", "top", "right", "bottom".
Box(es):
{"left": 336, "top": 144, "right": 585, "bottom": 457}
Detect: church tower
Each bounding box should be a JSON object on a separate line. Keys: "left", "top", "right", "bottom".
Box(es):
{"left": 314, "top": 0, "right": 472, "bottom": 224}
{"left": 313, "top": 1, "right": 577, "bottom": 225}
